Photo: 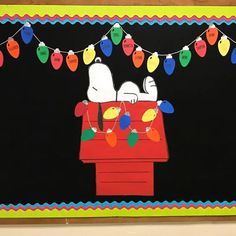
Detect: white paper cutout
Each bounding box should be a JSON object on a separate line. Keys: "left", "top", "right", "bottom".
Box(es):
{"left": 87, "top": 57, "right": 158, "bottom": 103}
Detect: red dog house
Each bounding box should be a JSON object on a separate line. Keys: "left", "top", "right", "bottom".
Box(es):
{"left": 79, "top": 101, "right": 169, "bottom": 196}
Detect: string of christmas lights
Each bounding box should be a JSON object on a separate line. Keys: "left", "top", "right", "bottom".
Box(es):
{"left": 75, "top": 100, "right": 174, "bottom": 147}
{"left": 0, "top": 22, "right": 236, "bottom": 73}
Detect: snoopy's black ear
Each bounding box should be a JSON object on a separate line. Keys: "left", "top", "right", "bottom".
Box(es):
{"left": 95, "top": 57, "right": 102, "bottom": 63}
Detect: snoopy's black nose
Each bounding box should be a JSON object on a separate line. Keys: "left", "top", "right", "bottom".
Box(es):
{"left": 95, "top": 57, "right": 102, "bottom": 63}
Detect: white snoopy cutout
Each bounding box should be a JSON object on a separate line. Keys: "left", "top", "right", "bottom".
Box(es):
{"left": 87, "top": 57, "right": 158, "bottom": 104}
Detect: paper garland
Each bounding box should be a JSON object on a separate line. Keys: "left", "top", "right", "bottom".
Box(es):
{"left": 77, "top": 100, "right": 174, "bottom": 148}
{"left": 0, "top": 22, "right": 235, "bottom": 75}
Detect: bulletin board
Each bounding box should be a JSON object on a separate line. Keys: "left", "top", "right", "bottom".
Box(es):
{"left": 0, "top": 5, "right": 236, "bottom": 222}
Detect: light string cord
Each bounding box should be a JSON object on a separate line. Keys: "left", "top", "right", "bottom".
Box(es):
{"left": 86, "top": 101, "right": 122, "bottom": 134}
{"left": 33, "top": 27, "right": 113, "bottom": 54}
{"left": 122, "top": 26, "right": 236, "bottom": 56}
{"left": 86, "top": 102, "right": 158, "bottom": 134}
{"left": 217, "top": 28, "right": 236, "bottom": 44}
{"left": 120, "top": 25, "right": 235, "bottom": 56}
{"left": 122, "top": 27, "right": 209, "bottom": 56}
{"left": 0, "top": 25, "right": 24, "bottom": 46}
{"left": 0, "top": 23, "right": 235, "bottom": 56}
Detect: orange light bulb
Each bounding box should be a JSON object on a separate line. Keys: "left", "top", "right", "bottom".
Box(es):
{"left": 105, "top": 129, "right": 117, "bottom": 147}
{"left": 206, "top": 24, "right": 218, "bottom": 46}
{"left": 146, "top": 127, "right": 160, "bottom": 142}
{"left": 132, "top": 46, "right": 145, "bottom": 68}
{"left": 6, "top": 37, "right": 20, "bottom": 59}
{"left": 66, "top": 50, "right": 79, "bottom": 72}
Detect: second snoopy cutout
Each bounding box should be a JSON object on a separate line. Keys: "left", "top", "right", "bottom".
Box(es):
{"left": 87, "top": 57, "right": 158, "bottom": 104}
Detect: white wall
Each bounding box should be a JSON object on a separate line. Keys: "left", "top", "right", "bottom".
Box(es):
{"left": 1, "top": 223, "right": 236, "bottom": 236}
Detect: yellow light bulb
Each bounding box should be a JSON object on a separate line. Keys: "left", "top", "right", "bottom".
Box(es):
{"left": 142, "top": 108, "right": 158, "bottom": 122}
{"left": 103, "top": 107, "right": 121, "bottom": 120}
{"left": 147, "top": 52, "right": 159, "bottom": 73}
{"left": 218, "top": 35, "right": 230, "bottom": 56}
{"left": 83, "top": 44, "right": 96, "bottom": 65}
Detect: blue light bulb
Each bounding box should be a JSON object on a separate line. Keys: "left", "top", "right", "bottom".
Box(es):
{"left": 163, "top": 55, "right": 175, "bottom": 76}
{"left": 158, "top": 100, "right": 174, "bottom": 114}
{"left": 100, "top": 36, "right": 113, "bottom": 57}
{"left": 21, "top": 22, "right": 33, "bottom": 44}
{"left": 119, "top": 112, "right": 131, "bottom": 130}
{"left": 231, "top": 47, "right": 236, "bottom": 64}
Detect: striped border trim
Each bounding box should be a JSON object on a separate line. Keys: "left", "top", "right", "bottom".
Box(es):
{"left": 0, "top": 14, "right": 236, "bottom": 25}
{"left": 0, "top": 6, "right": 236, "bottom": 25}
{"left": 0, "top": 201, "right": 236, "bottom": 218}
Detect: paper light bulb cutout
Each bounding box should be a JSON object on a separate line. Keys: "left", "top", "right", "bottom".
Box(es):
{"left": 132, "top": 46, "right": 145, "bottom": 68}
{"left": 231, "top": 47, "right": 236, "bottom": 64}
{"left": 110, "top": 23, "right": 123, "bottom": 45}
{"left": 20, "top": 22, "right": 33, "bottom": 44}
{"left": 142, "top": 108, "right": 158, "bottom": 122}
{"left": 100, "top": 36, "right": 113, "bottom": 57}
{"left": 179, "top": 46, "right": 191, "bottom": 67}
{"left": 81, "top": 128, "right": 97, "bottom": 141}
{"left": 6, "top": 37, "right": 20, "bottom": 59}
{"left": 66, "top": 50, "right": 78, "bottom": 72}
{"left": 74, "top": 100, "right": 88, "bottom": 117}
{"left": 146, "top": 127, "right": 160, "bottom": 142}
{"left": 105, "top": 129, "right": 117, "bottom": 147}
{"left": 0, "top": 50, "right": 4, "bottom": 67}
{"left": 119, "top": 112, "right": 131, "bottom": 130}
{"left": 194, "top": 37, "right": 207, "bottom": 58}
{"left": 50, "top": 48, "right": 63, "bottom": 70}
{"left": 157, "top": 100, "right": 174, "bottom": 114}
{"left": 147, "top": 52, "right": 159, "bottom": 73}
{"left": 103, "top": 107, "right": 121, "bottom": 120}
{"left": 206, "top": 24, "right": 218, "bottom": 46}
{"left": 83, "top": 44, "right": 96, "bottom": 65}
{"left": 122, "top": 34, "right": 135, "bottom": 56}
{"left": 164, "top": 54, "right": 175, "bottom": 76}
{"left": 36, "top": 42, "right": 49, "bottom": 64}
{"left": 128, "top": 129, "right": 139, "bottom": 147}
{"left": 218, "top": 35, "right": 230, "bottom": 56}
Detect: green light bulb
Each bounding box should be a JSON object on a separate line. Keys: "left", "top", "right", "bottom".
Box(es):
{"left": 81, "top": 128, "right": 96, "bottom": 141}
{"left": 111, "top": 23, "right": 123, "bottom": 45}
{"left": 179, "top": 46, "right": 191, "bottom": 67}
{"left": 128, "top": 129, "right": 139, "bottom": 147}
{"left": 36, "top": 42, "right": 49, "bottom": 64}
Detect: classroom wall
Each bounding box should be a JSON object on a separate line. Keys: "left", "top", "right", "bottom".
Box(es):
{"left": 1, "top": 223, "right": 236, "bottom": 236}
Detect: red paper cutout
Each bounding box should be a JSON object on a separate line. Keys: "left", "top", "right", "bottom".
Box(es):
{"left": 96, "top": 162, "right": 153, "bottom": 195}
{"left": 50, "top": 49, "right": 63, "bottom": 70}
{"left": 122, "top": 35, "right": 135, "bottom": 56}
{"left": 0, "top": 50, "right": 4, "bottom": 67}
{"left": 79, "top": 102, "right": 169, "bottom": 196}
{"left": 194, "top": 38, "right": 207, "bottom": 57}
{"left": 74, "top": 100, "right": 88, "bottom": 117}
